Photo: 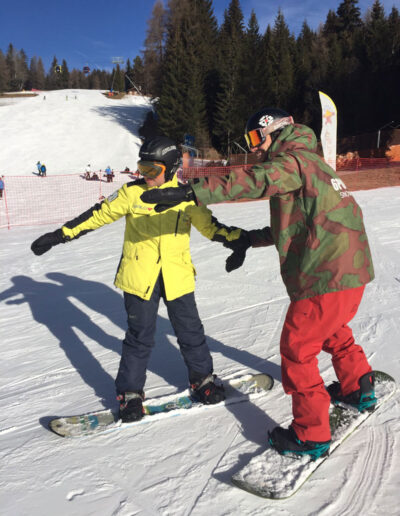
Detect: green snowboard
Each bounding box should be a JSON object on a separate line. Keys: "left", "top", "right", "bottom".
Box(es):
{"left": 232, "top": 371, "right": 396, "bottom": 499}
{"left": 49, "top": 373, "right": 274, "bottom": 438}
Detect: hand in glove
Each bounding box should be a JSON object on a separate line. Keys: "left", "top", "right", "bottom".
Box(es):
{"left": 140, "top": 184, "right": 195, "bottom": 213}
{"left": 224, "top": 231, "right": 251, "bottom": 273}
{"left": 31, "top": 228, "right": 66, "bottom": 256}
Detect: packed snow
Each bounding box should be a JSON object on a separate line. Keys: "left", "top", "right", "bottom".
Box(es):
{"left": 0, "top": 90, "right": 399, "bottom": 515}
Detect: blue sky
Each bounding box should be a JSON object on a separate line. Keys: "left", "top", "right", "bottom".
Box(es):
{"left": 0, "top": 0, "right": 397, "bottom": 72}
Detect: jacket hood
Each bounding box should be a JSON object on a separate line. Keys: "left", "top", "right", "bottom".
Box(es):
{"left": 269, "top": 123, "right": 318, "bottom": 157}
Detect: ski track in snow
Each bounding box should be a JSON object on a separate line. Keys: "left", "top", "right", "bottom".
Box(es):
{"left": 0, "top": 92, "right": 399, "bottom": 515}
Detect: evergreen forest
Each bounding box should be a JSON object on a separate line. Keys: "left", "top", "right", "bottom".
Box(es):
{"left": 1, "top": 0, "right": 399, "bottom": 153}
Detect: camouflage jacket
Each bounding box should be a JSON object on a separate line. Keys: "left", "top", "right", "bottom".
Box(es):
{"left": 192, "top": 124, "right": 375, "bottom": 301}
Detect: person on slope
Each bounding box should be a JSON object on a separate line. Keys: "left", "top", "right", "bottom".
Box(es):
{"left": 31, "top": 136, "right": 254, "bottom": 423}
{"left": 104, "top": 166, "right": 113, "bottom": 182}
{"left": 85, "top": 164, "right": 92, "bottom": 180}
{"left": 139, "top": 109, "right": 376, "bottom": 460}
{"left": 36, "top": 161, "right": 46, "bottom": 177}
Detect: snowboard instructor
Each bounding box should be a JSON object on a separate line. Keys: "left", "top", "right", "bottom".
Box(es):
{"left": 31, "top": 136, "right": 256, "bottom": 423}
{"left": 140, "top": 109, "right": 377, "bottom": 460}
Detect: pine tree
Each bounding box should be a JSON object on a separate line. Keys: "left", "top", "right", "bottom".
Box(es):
{"left": 69, "top": 69, "right": 82, "bottom": 89}
{"left": 387, "top": 7, "right": 400, "bottom": 127}
{"left": 259, "top": 26, "right": 276, "bottom": 108}
{"left": 188, "top": 0, "right": 219, "bottom": 148}
{"left": 132, "top": 56, "right": 145, "bottom": 94}
{"left": 61, "top": 59, "right": 69, "bottom": 89}
{"left": 240, "top": 11, "right": 264, "bottom": 123}
{"left": 125, "top": 58, "right": 132, "bottom": 91}
{"left": 6, "top": 44, "right": 18, "bottom": 91}
{"left": 213, "top": 0, "right": 245, "bottom": 153}
{"left": 323, "top": 10, "right": 341, "bottom": 35}
{"left": 26, "top": 56, "right": 38, "bottom": 90}
{"left": 0, "top": 50, "right": 9, "bottom": 92}
{"left": 337, "top": 0, "right": 362, "bottom": 33}
{"left": 143, "top": 0, "right": 167, "bottom": 96}
{"left": 359, "top": 2, "right": 399, "bottom": 131}
{"left": 294, "top": 21, "right": 320, "bottom": 126}
{"left": 36, "top": 58, "right": 46, "bottom": 90}
{"left": 89, "top": 72, "right": 101, "bottom": 90}
{"left": 16, "top": 49, "right": 29, "bottom": 90}
{"left": 157, "top": 0, "right": 212, "bottom": 147}
{"left": 271, "top": 10, "right": 295, "bottom": 110}
{"left": 157, "top": 0, "right": 192, "bottom": 140}
{"left": 46, "top": 56, "right": 62, "bottom": 89}
{"left": 112, "top": 64, "right": 125, "bottom": 92}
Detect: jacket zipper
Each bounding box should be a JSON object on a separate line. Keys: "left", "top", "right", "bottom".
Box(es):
{"left": 174, "top": 210, "right": 181, "bottom": 236}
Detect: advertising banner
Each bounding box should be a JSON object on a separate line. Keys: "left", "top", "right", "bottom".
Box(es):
{"left": 319, "top": 91, "right": 337, "bottom": 170}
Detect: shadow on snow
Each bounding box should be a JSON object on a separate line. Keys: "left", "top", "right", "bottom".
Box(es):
{"left": 1, "top": 273, "right": 280, "bottom": 444}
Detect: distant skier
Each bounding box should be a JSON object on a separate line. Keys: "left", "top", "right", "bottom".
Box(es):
{"left": 84, "top": 164, "right": 91, "bottom": 180}
{"left": 104, "top": 166, "right": 113, "bottom": 182}
{"left": 0, "top": 176, "right": 4, "bottom": 199}
{"left": 30, "top": 137, "right": 251, "bottom": 423}
{"left": 140, "top": 108, "right": 377, "bottom": 460}
{"left": 36, "top": 161, "right": 46, "bottom": 177}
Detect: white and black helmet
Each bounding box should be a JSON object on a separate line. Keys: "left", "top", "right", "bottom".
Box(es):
{"left": 139, "top": 136, "right": 181, "bottom": 181}
{"left": 244, "top": 107, "right": 294, "bottom": 149}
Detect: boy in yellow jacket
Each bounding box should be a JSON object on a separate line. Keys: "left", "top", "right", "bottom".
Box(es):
{"left": 31, "top": 137, "right": 249, "bottom": 422}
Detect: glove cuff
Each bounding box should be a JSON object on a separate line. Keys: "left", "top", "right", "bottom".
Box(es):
{"left": 54, "top": 228, "right": 66, "bottom": 244}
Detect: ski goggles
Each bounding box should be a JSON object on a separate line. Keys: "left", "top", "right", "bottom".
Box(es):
{"left": 137, "top": 161, "right": 166, "bottom": 179}
{"left": 244, "top": 128, "right": 266, "bottom": 150}
{"left": 245, "top": 116, "right": 294, "bottom": 149}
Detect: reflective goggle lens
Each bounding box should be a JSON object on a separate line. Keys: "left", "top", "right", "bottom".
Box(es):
{"left": 244, "top": 128, "right": 265, "bottom": 149}
{"left": 137, "top": 161, "right": 166, "bottom": 179}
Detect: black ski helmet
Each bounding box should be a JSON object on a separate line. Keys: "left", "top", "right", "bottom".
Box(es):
{"left": 245, "top": 107, "right": 293, "bottom": 148}
{"left": 139, "top": 136, "right": 181, "bottom": 181}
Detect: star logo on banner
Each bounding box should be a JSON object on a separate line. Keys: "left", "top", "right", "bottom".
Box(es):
{"left": 324, "top": 109, "right": 335, "bottom": 124}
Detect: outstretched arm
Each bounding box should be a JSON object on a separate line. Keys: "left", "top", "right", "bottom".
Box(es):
{"left": 188, "top": 205, "right": 274, "bottom": 272}
{"left": 140, "top": 183, "right": 196, "bottom": 212}
{"left": 141, "top": 158, "right": 302, "bottom": 209}
{"left": 222, "top": 227, "right": 274, "bottom": 272}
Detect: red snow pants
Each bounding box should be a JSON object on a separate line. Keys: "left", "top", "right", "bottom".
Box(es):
{"left": 280, "top": 286, "right": 372, "bottom": 442}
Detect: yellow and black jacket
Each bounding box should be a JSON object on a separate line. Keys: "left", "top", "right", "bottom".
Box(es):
{"left": 62, "top": 176, "right": 242, "bottom": 301}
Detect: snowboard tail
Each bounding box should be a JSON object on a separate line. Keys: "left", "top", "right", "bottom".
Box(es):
{"left": 49, "top": 373, "right": 274, "bottom": 438}
{"left": 232, "top": 371, "right": 396, "bottom": 499}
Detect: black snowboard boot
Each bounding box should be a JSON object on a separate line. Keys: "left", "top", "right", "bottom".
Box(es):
{"left": 117, "top": 392, "right": 144, "bottom": 422}
{"left": 268, "top": 425, "right": 331, "bottom": 461}
{"left": 327, "top": 371, "right": 377, "bottom": 412}
{"left": 190, "top": 374, "right": 225, "bottom": 404}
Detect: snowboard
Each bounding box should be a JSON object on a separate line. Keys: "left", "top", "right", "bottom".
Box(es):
{"left": 48, "top": 373, "right": 274, "bottom": 438}
{"left": 232, "top": 371, "right": 396, "bottom": 499}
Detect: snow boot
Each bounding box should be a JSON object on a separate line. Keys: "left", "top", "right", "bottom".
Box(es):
{"left": 117, "top": 392, "right": 145, "bottom": 422}
{"left": 327, "top": 371, "right": 377, "bottom": 412}
{"left": 268, "top": 426, "right": 331, "bottom": 461}
{"left": 190, "top": 374, "right": 225, "bottom": 404}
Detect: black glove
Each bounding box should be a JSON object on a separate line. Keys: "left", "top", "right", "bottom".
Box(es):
{"left": 31, "top": 228, "right": 66, "bottom": 256}
{"left": 224, "top": 231, "right": 251, "bottom": 273}
{"left": 140, "top": 184, "right": 195, "bottom": 212}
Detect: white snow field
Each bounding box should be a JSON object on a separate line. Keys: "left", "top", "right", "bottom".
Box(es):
{"left": 0, "top": 91, "right": 399, "bottom": 515}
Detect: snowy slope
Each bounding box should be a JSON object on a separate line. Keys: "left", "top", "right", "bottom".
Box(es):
{"left": 0, "top": 92, "right": 399, "bottom": 515}
{"left": 0, "top": 89, "right": 152, "bottom": 175}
